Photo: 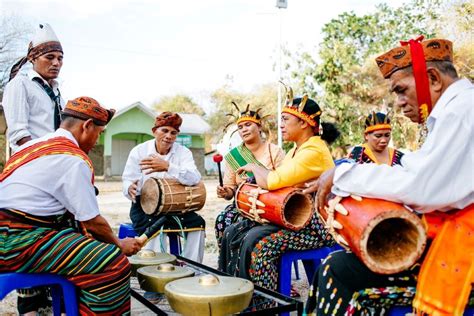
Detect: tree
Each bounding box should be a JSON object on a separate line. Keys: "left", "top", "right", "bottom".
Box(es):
{"left": 435, "top": 0, "right": 474, "bottom": 81}
{"left": 286, "top": 0, "right": 447, "bottom": 154}
{"left": 0, "top": 15, "right": 31, "bottom": 96}
{"left": 152, "top": 94, "right": 205, "bottom": 116}
{"left": 207, "top": 83, "right": 280, "bottom": 144}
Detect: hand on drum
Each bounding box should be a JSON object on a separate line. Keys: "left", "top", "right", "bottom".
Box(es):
{"left": 128, "top": 180, "right": 139, "bottom": 203}
{"left": 217, "top": 185, "right": 234, "bottom": 200}
{"left": 118, "top": 237, "right": 142, "bottom": 256}
{"left": 302, "top": 168, "right": 335, "bottom": 212}
{"left": 140, "top": 155, "right": 170, "bottom": 174}
{"left": 236, "top": 163, "right": 257, "bottom": 176}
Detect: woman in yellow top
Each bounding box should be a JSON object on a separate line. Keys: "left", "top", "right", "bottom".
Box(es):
{"left": 218, "top": 94, "right": 339, "bottom": 291}
{"left": 215, "top": 106, "right": 285, "bottom": 249}
{"left": 348, "top": 112, "right": 404, "bottom": 166}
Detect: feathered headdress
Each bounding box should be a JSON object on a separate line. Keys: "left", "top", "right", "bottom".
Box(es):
{"left": 364, "top": 111, "right": 391, "bottom": 133}
{"left": 280, "top": 81, "right": 321, "bottom": 127}
{"left": 223, "top": 101, "right": 270, "bottom": 132}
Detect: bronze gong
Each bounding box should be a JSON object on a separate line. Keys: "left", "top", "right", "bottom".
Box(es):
{"left": 137, "top": 263, "right": 195, "bottom": 293}
{"left": 128, "top": 249, "right": 176, "bottom": 276}
{"left": 164, "top": 274, "right": 254, "bottom": 316}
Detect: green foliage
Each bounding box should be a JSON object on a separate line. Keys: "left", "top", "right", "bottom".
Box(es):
{"left": 287, "top": 0, "right": 447, "bottom": 154}
{"left": 207, "top": 83, "right": 279, "bottom": 143}
{"left": 151, "top": 94, "right": 205, "bottom": 116}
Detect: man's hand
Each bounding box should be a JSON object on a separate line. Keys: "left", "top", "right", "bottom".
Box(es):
{"left": 312, "top": 168, "right": 336, "bottom": 212}
{"left": 139, "top": 154, "right": 169, "bottom": 174}
{"left": 217, "top": 185, "right": 234, "bottom": 200}
{"left": 128, "top": 180, "right": 139, "bottom": 202}
{"left": 16, "top": 136, "right": 33, "bottom": 146}
{"left": 118, "top": 238, "right": 142, "bottom": 256}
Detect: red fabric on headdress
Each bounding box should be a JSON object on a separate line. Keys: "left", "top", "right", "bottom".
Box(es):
{"left": 400, "top": 36, "right": 432, "bottom": 124}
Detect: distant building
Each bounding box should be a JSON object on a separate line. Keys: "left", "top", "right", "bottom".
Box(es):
{"left": 0, "top": 101, "right": 211, "bottom": 176}
{"left": 93, "top": 101, "right": 210, "bottom": 177}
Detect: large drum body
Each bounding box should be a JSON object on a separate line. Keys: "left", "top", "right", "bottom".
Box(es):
{"left": 141, "top": 178, "right": 206, "bottom": 215}
{"left": 319, "top": 196, "right": 427, "bottom": 274}
{"left": 235, "top": 183, "right": 313, "bottom": 231}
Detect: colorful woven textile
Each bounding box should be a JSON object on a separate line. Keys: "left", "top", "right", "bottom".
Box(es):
{"left": 0, "top": 209, "right": 131, "bottom": 315}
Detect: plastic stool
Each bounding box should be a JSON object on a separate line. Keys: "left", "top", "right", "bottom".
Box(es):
{"left": 278, "top": 245, "right": 342, "bottom": 296}
{"left": 118, "top": 223, "right": 182, "bottom": 255}
{"left": 0, "top": 273, "right": 78, "bottom": 316}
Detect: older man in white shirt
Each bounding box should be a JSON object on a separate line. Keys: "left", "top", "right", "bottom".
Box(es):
{"left": 304, "top": 37, "right": 473, "bottom": 316}
{"left": 0, "top": 97, "right": 140, "bottom": 315}
{"left": 122, "top": 112, "right": 205, "bottom": 264}
{"left": 3, "top": 23, "right": 64, "bottom": 153}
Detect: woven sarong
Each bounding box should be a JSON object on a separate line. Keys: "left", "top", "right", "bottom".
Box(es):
{"left": 0, "top": 209, "right": 131, "bottom": 315}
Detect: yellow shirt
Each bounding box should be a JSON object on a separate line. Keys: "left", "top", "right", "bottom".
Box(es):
{"left": 267, "top": 136, "right": 335, "bottom": 190}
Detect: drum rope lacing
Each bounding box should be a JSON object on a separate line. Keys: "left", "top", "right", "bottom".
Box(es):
{"left": 316, "top": 194, "right": 361, "bottom": 249}
{"left": 240, "top": 187, "right": 269, "bottom": 225}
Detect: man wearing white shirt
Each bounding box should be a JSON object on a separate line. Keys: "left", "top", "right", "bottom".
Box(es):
{"left": 304, "top": 37, "right": 473, "bottom": 315}
{"left": 1, "top": 23, "right": 66, "bottom": 315}
{"left": 0, "top": 97, "right": 141, "bottom": 315}
{"left": 3, "top": 23, "right": 64, "bottom": 153}
{"left": 122, "top": 111, "right": 205, "bottom": 263}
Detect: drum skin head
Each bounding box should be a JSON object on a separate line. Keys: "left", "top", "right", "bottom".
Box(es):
{"left": 141, "top": 178, "right": 161, "bottom": 215}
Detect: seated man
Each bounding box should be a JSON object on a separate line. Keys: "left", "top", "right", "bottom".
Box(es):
{"left": 0, "top": 96, "right": 141, "bottom": 315}
{"left": 122, "top": 112, "right": 205, "bottom": 263}
{"left": 305, "top": 37, "right": 473, "bottom": 315}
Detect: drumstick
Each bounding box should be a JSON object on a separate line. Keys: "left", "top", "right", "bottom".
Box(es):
{"left": 213, "top": 154, "right": 224, "bottom": 187}
{"left": 135, "top": 216, "right": 168, "bottom": 246}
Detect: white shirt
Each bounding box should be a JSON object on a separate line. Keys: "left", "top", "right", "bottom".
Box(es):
{"left": 122, "top": 139, "right": 201, "bottom": 200}
{"left": 333, "top": 79, "right": 474, "bottom": 212}
{"left": 0, "top": 128, "right": 100, "bottom": 221}
{"left": 2, "top": 67, "right": 65, "bottom": 152}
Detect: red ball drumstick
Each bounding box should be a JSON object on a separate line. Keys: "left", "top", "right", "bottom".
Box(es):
{"left": 213, "top": 154, "right": 224, "bottom": 187}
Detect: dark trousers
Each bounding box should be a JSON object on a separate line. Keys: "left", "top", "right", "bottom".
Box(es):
{"left": 305, "top": 250, "right": 419, "bottom": 315}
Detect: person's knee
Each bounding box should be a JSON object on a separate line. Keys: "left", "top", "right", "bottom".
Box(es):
{"left": 319, "top": 251, "right": 352, "bottom": 279}
{"left": 116, "top": 252, "right": 132, "bottom": 275}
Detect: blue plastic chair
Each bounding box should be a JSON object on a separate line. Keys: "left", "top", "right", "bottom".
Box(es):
{"left": 278, "top": 245, "right": 342, "bottom": 297}
{"left": 0, "top": 273, "right": 78, "bottom": 316}
{"left": 387, "top": 305, "right": 474, "bottom": 316}
{"left": 118, "top": 223, "right": 181, "bottom": 255}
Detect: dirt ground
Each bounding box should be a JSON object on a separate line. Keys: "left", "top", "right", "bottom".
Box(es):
{"left": 1, "top": 178, "right": 309, "bottom": 315}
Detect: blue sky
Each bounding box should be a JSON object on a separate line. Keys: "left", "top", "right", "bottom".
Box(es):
{"left": 2, "top": 0, "right": 404, "bottom": 112}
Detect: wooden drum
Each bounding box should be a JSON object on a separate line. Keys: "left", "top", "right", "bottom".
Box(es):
{"left": 141, "top": 178, "right": 206, "bottom": 215}
{"left": 235, "top": 183, "right": 313, "bottom": 231}
{"left": 319, "top": 196, "right": 427, "bottom": 274}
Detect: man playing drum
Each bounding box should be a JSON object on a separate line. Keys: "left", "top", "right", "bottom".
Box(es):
{"left": 219, "top": 93, "right": 340, "bottom": 292}
{"left": 0, "top": 96, "right": 141, "bottom": 315}
{"left": 122, "top": 112, "right": 205, "bottom": 264}
{"left": 304, "top": 37, "right": 473, "bottom": 315}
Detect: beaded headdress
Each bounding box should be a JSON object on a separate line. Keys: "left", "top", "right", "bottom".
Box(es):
{"left": 224, "top": 102, "right": 270, "bottom": 131}
{"left": 364, "top": 112, "right": 391, "bottom": 133}
{"left": 280, "top": 82, "right": 321, "bottom": 127}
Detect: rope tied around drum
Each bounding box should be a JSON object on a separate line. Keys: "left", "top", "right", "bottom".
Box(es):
{"left": 240, "top": 188, "right": 270, "bottom": 225}
{"left": 317, "top": 194, "right": 363, "bottom": 249}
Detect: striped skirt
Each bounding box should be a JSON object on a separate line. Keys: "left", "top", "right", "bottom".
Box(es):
{"left": 0, "top": 209, "right": 131, "bottom": 315}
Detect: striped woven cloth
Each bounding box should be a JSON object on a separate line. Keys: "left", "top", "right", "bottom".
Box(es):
{"left": 0, "top": 209, "right": 131, "bottom": 315}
